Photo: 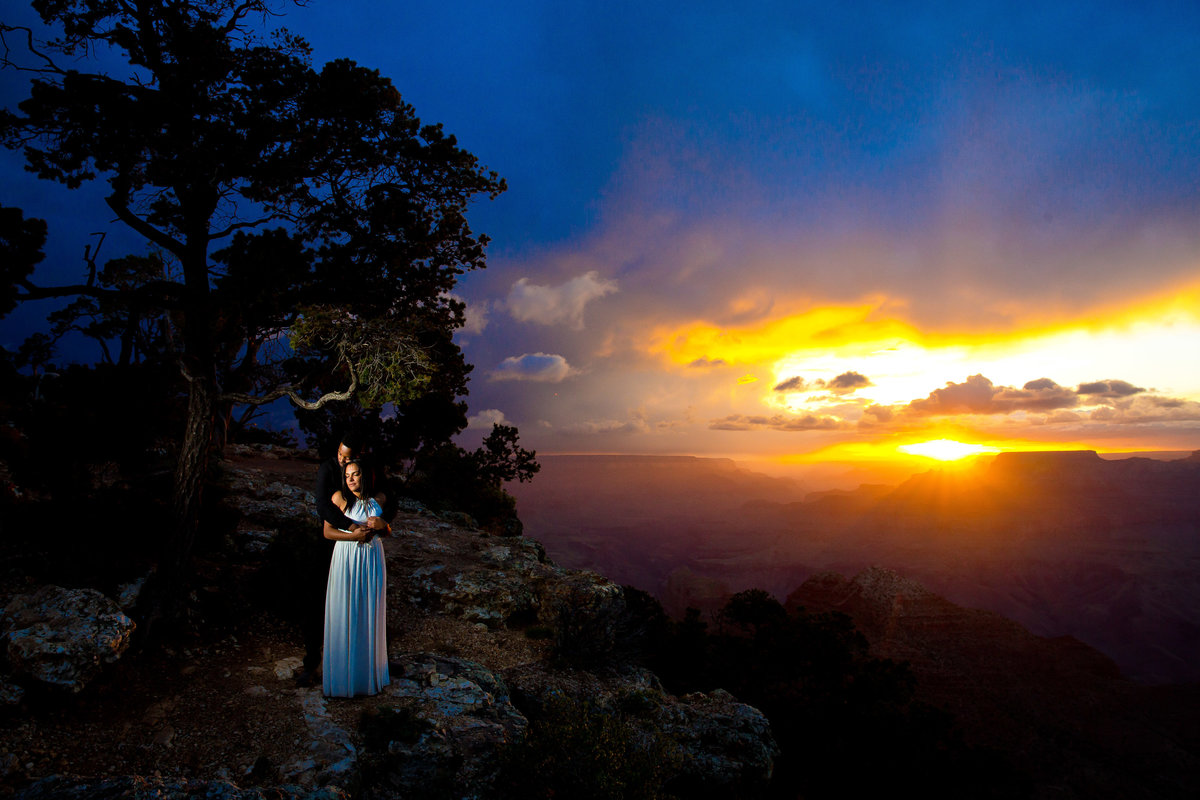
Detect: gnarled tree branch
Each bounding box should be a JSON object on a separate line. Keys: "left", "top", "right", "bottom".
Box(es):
{"left": 221, "top": 360, "right": 358, "bottom": 410}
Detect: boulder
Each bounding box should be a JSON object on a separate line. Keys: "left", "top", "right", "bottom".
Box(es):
{"left": 658, "top": 688, "right": 779, "bottom": 796}
{"left": 359, "top": 653, "right": 527, "bottom": 798}
{"left": 1, "top": 585, "right": 136, "bottom": 692}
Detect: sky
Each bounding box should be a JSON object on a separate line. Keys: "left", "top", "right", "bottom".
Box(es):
{"left": 3, "top": 0, "right": 1199, "bottom": 464}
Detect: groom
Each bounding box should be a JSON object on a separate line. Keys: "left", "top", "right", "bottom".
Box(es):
{"left": 297, "top": 430, "right": 389, "bottom": 686}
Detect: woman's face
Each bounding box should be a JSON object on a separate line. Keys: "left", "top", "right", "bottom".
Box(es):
{"left": 344, "top": 463, "right": 363, "bottom": 495}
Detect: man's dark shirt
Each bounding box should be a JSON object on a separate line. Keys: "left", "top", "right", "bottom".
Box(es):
{"left": 316, "top": 458, "right": 356, "bottom": 531}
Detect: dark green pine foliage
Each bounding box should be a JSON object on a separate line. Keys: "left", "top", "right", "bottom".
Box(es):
{"left": 629, "top": 589, "right": 1028, "bottom": 799}
{"left": 0, "top": 1, "right": 505, "bottom": 608}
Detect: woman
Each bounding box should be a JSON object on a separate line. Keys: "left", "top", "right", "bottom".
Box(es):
{"left": 322, "top": 458, "right": 390, "bottom": 697}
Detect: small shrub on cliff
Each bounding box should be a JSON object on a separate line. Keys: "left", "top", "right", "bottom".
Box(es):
{"left": 497, "top": 693, "right": 681, "bottom": 800}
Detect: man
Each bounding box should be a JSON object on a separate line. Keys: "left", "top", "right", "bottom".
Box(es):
{"left": 315, "top": 433, "right": 366, "bottom": 534}
{"left": 296, "top": 431, "right": 389, "bottom": 686}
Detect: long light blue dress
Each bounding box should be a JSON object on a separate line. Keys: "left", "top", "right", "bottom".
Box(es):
{"left": 323, "top": 497, "right": 389, "bottom": 697}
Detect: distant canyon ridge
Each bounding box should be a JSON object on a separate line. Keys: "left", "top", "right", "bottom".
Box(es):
{"left": 508, "top": 450, "right": 1200, "bottom": 684}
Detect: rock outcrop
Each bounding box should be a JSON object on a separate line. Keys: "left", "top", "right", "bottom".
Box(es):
{"left": 358, "top": 653, "right": 528, "bottom": 798}
{"left": 0, "top": 447, "right": 778, "bottom": 798}
{"left": 1, "top": 585, "right": 136, "bottom": 693}
{"left": 392, "top": 501, "right": 629, "bottom": 661}
{"left": 14, "top": 776, "right": 347, "bottom": 799}
{"left": 504, "top": 663, "right": 778, "bottom": 796}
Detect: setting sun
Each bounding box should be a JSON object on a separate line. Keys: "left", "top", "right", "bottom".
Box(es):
{"left": 898, "top": 439, "right": 1001, "bottom": 461}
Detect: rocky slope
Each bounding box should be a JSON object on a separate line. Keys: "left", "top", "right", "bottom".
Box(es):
{"left": 0, "top": 445, "right": 778, "bottom": 798}
{"left": 514, "top": 450, "right": 1200, "bottom": 683}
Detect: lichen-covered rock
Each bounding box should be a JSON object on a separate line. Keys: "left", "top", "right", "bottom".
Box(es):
{"left": 399, "top": 527, "right": 546, "bottom": 627}
{"left": 220, "top": 465, "right": 318, "bottom": 523}
{"left": 411, "top": 565, "right": 541, "bottom": 627}
{"left": 1, "top": 585, "right": 135, "bottom": 692}
{"left": 14, "top": 775, "right": 348, "bottom": 799}
{"left": 359, "top": 653, "right": 527, "bottom": 798}
{"left": 281, "top": 689, "right": 359, "bottom": 787}
{"left": 397, "top": 514, "right": 624, "bottom": 650}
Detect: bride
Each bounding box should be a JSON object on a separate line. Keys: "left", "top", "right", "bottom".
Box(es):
{"left": 322, "top": 457, "right": 390, "bottom": 697}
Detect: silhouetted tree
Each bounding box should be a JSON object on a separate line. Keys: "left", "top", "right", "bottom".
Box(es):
{"left": 720, "top": 588, "right": 787, "bottom": 636}
{"left": 0, "top": 1, "right": 504, "bottom": 617}
{"left": 641, "top": 592, "right": 1025, "bottom": 799}
{"left": 405, "top": 424, "right": 539, "bottom": 531}
{"left": 294, "top": 323, "right": 472, "bottom": 465}
{"left": 0, "top": 204, "right": 46, "bottom": 317}
{"left": 474, "top": 424, "right": 541, "bottom": 486}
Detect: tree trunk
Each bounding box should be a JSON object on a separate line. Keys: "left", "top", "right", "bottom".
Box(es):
{"left": 148, "top": 368, "right": 216, "bottom": 630}
{"left": 168, "top": 222, "right": 219, "bottom": 574}
{"left": 173, "top": 377, "right": 216, "bottom": 561}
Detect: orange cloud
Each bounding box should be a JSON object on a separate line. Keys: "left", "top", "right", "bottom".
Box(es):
{"left": 647, "top": 299, "right": 927, "bottom": 368}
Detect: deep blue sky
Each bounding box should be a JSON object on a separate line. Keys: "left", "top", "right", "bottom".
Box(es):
{"left": 4, "top": 1, "right": 1199, "bottom": 457}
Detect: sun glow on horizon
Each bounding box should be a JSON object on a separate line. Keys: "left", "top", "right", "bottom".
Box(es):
{"left": 898, "top": 439, "right": 1001, "bottom": 461}
{"left": 772, "top": 433, "right": 1106, "bottom": 466}
{"left": 646, "top": 282, "right": 1200, "bottom": 451}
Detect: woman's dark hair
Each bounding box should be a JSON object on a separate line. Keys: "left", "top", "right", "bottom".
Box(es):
{"left": 340, "top": 457, "right": 377, "bottom": 517}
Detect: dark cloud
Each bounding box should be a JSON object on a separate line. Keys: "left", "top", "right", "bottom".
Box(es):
{"left": 773, "top": 376, "right": 807, "bottom": 392}
{"left": 907, "top": 374, "right": 1078, "bottom": 415}
{"left": 1077, "top": 379, "right": 1145, "bottom": 398}
{"left": 862, "top": 404, "right": 895, "bottom": 423}
{"left": 773, "top": 372, "right": 870, "bottom": 394}
{"left": 1086, "top": 395, "right": 1200, "bottom": 423}
{"left": 689, "top": 357, "right": 728, "bottom": 368}
{"left": 709, "top": 413, "right": 846, "bottom": 432}
{"left": 827, "top": 371, "right": 872, "bottom": 393}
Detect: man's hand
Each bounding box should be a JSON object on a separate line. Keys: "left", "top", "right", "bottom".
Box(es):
{"left": 365, "top": 516, "right": 387, "bottom": 531}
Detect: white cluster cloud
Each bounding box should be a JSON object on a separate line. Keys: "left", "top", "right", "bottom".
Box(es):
{"left": 488, "top": 352, "right": 576, "bottom": 383}
{"left": 461, "top": 300, "right": 489, "bottom": 335}
{"left": 559, "top": 417, "right": 652, "bottom": 435}
{"left": 445, "top": 293, "right": 489, "bottom": 335}
{"left": 466, "top": 408, "right": 509, "bottom": 429}
{"left": 505, "top": 271, "right": 618, "bottom": 330}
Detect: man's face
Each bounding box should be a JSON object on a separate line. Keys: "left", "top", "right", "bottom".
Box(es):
{"left": 337, "top": 443, "right": 355, "bottom": 467}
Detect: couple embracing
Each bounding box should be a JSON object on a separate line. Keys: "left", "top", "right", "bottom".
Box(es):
{"left": 301, "top": 432, "right": 392, "bottom": 697}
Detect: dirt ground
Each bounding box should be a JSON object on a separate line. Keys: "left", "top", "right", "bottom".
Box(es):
{"left": 0, "top": 449, "right": 549, "bottom": 791}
